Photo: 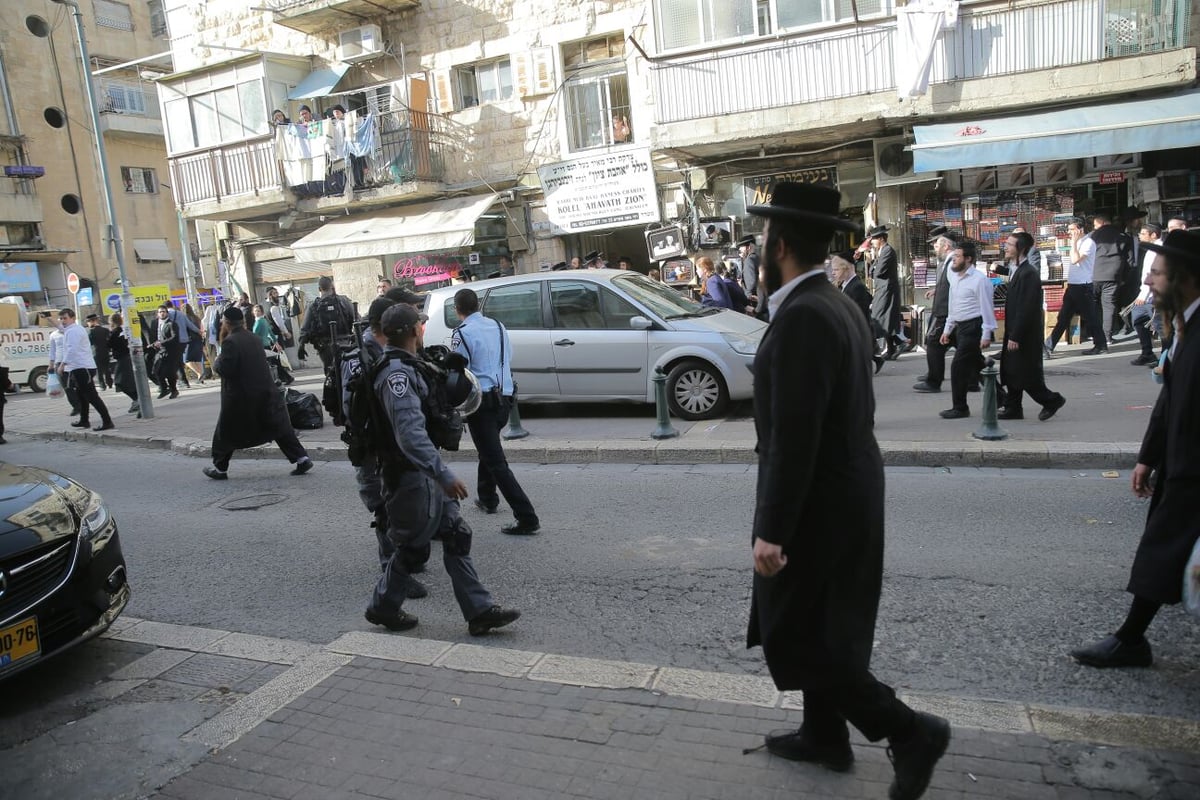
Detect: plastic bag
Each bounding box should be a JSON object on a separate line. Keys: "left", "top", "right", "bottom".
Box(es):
{"left": 285, "top": 388, "right": 324, "bottom": 430}
{"left": 46, "top": 370, "right": 64, "bottom": 399}
{"left": 1184, "top": 538, "right": 1200, "bottom": 619}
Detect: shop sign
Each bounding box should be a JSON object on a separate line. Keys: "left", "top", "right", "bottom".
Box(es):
{"left": 0, "top": 263, "right": 42, "bottom": 294}
{"left": 391, "top": 254, "right": 463, "bottom": 287}
{"left": 743, "top": 166, "right": 838, "bottom": 206}
{"left": 101, "top": 283, "right": 172, "bottom": 313}
{"left": 1099, "top": 171, "right": 1126, "bottom": 185}
{"left": 538, "top": 147, "right": 660, "bottom": 234}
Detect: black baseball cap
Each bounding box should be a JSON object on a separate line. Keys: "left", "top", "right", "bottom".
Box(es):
{"left": 380, "top": 304, "right": 428, "bottom": 336}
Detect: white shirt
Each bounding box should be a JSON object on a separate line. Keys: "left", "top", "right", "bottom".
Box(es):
{"left": 942, "top": 266, "right": 997, "bottom": 342}
{"left": 1136, "top": 242, "right": 1159, "bottom": 302}
{"left": 60, "top": 322, "right": 97, "bottom": 371}
{"left": 1068, "top": 236, "right": 1095, "bottom": 284}
{"left": 767, "top": 268, "right": 824, "bottom": 320}
{"left": 48, "top": 328, "right": 64, "bottom": 365}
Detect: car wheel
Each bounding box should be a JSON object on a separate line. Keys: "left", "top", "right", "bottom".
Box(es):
{"left": 666, "top": 359, "right": 729, "bottom": 421}
{"left": 28, "top": 366, "right": 48, "bottom": 393}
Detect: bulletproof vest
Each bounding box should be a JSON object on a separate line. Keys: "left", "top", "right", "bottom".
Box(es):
{"left": 311, "top": 295, "right": 351, "bottom": 339}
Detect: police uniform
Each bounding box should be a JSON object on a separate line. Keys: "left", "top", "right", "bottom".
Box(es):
{"left": 367, "top": 344, "right": 494, "bottom": 624}
{"left": 343, "top": 326, "right": 392, "bottom": 569}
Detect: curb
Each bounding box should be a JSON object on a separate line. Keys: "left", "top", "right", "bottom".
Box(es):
{"left": 16, "top": 428, "right": 1140, "bottom": 469}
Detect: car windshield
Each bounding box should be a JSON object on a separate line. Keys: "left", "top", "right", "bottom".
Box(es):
{"left": 611, "top": 273, "right": 716, "bottom": 320}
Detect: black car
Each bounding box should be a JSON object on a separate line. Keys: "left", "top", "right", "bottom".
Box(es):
{"left": 0, "top": 463, "right": 128, "bottom": 680}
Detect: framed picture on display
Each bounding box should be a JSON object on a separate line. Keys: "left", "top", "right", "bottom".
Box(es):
{"left": 697, "top": 217, "right": 733, "bottom": 249}
{"left": 646, "top": 224, "right": 687, "bottom": 262}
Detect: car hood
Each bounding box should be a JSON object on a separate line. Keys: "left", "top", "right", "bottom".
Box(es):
{"left": 663, "top": 309, "right": 767, "bottom": 337}
{"left": 0, "top": 464, "right": 82, "bottom": 554}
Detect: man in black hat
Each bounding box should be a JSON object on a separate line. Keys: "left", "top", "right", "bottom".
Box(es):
{"left": 745, "top": 182, "right": 950, "bottom": 800}
{"left": 914, "top": 227, "right": 958, "bottom": 393}
{"left": 584, "top": 250, "right": 604, "bottom": 268}
{"left": 299, "top": 276, "right": 355, "bottom": 372}
{"left": 204, "top": 305, "right": 313, "bottom": 480}
{"left": 1116, "top": 206, "right": 1150, "bottom": 335}
{"left": 998, "top": 231, "right": 1066, "bottom": 422}
{"left": 737, "top": 235, "right": 763, "bottom": 317}
{"left": 866, "top": 225, "right": 904, "bottom": 359}
{"left": 86, "top": 313, "right": 113, "bottom": 390}
{"left": 1072, "top": 229, "right": 1200, "bottom": 668}
{"left": 550, "top": 261, "right": 568, "bottom": 271}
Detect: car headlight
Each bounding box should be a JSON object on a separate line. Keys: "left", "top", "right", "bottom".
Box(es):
{"left": 721, "top": 332, "right": 759, "bottom": 356}
{"left": 80, "top": 491, "right": 114, "bottom": 545}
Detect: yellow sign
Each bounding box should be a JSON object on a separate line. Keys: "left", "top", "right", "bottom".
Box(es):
{"left": 0, "top": 616, "right": 40, "bottom": 669}
{"left": 101, "top": 284, "right": 173, "bottom": 315}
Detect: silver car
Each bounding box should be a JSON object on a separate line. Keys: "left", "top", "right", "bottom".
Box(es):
{"left": 421, "top": 270, "right": 764, "bottom": 420}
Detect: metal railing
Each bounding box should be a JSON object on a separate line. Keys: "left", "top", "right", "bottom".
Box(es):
{"left": 651, "top": 0, "right": 1191, "bottom": 125}
{"left": 97, "top": 77, "right": 161, "bottom": 119}
{"left": 169, "top": 137, "right": 282, "bottom": 207}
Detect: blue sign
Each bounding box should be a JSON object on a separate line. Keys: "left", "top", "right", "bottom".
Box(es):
{"left": 76, "top": 287, "right": 94, "bottom": 305}
{"left": 105, "top": 293, "right": 122, "bottom": 311}
{"left": 0, "top": 263, "right": 42, "bottom": 294}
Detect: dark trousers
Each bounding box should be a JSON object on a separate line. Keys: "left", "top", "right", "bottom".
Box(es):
{"left": 350, "top": 154, "right": 367, "bottom": 188}
{"left": 94, "top": 356, "right": 112, "bottom": 389}
{"left": 948, "top": 318, "right": 985, "bottom": 411}
{"left": 212, "top": 430, "right": 307, "bottom": 472}
{"left": 1093, "top": 280, "right": 1118, "bottom": 348}
{"left": 1132, "top": 303, "right": 1155, "bottom": 358}
{"left": 1003, "top": 356, "right": 1058, "bottom": 411}
{"left": 467, "top": 394, "right": 538, "bottom": 525}
{"left": 1048, "top": 283, "right": 1105, "bottom": 349}
{"left": 802, "top": 674, "right": 916, "bottom": 744}
{"left": 924, "top": 315, "right": 948, "bottom": 386}
{"left": 67, "top": 368, "right": 111, "bottom": 426}
{"left": 64, "top": 380, "right": 80, "bottom": 414}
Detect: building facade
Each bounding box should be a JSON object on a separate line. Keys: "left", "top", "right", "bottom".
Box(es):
{"left": 2, "top": 0, "right": 189, "bottom": 322}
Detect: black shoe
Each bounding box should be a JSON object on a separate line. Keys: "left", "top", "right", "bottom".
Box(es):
{"left": 473, "top": 499, "right": 498, "bottom": 514}
{"left": 70, "top": 420, "right": 89, "bottom": 428}
{"left": 915, "top": 374, "right": 928, "bottom": 382}
{"left": 887, "top": 712, "right": 951, "bottom": 800}
{"left": 169, "top": 390, "right": 179, "bottom": 399}
{"left": 93, "top": 422, "right": 115, "bottom": 432}
{"left": 912, "top": 381, "right": 940, "bottom": 393}
{"left": 404, "top": 577, "right": 429, "bottom": 599}
{"left": 501, "top": 521, "right": 540, "bottom": 536}
{"left": 1070, "top": 634, "right": 1152, "bottom": 668}
{"left": 1038, "top": 394, "right": 1066, "bottom": 421}
{"left": 128, "top": 402, "right": 140, "bottom": 413}
{"left": 365, "top": 607, "right": 419, "bottom": 632}
{"left": 764, "top": 728, "right": 854, "bottom": 772}
{"left": 1081, "top": 347, "right": 1109, "bottom": 356}
{"left": 996, "top": 406, "right": 1024, "bottom": 420}
{"left": 203, "top": 466, "right": 228, "bottom": 480}
{"left": 874, "top": 356, "right": 885, "bottom": 375}
{"left": 901, "top": 341, "right": 917, "bottom": 354}
{"left": 1043, "top": 345, "right": 1054, "bottom": 359}
{"left": 939, "top": 407, "right": 969, "bottom": 419}
{"left": 1131, "top": 354, "right": 1158, "bottom": 366}
{"left": 157, "top": 391, "right": 169, "bottom": 399}
{"left": 885, "top": 348, "right": 900, "bottom": 361}
{"left": 468, "top": 605, "right": 521, "bottom": 635}
{"left": 290, "top": 457, "right": 313, "bottom": 476}
{"left": 0, "top": 436, "right": 7, "bottom": 444}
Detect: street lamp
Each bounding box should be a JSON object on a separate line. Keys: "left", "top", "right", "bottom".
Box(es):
{"left": 52, "top": 0, "right": 155, "bottom": 419}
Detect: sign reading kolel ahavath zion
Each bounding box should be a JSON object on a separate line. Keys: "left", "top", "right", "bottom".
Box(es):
{"left": 538, "top": 146, "right": 660, "bottom": 235}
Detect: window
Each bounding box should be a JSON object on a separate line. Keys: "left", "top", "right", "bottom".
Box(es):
{"left": 147, "top": 0, "right": 168, "bottom": 37}
{"left": 104, "top": 81, "right": 147, "bottom": 114}
{"left": 655, "top": 0, "right": 886, "bottom": 49}
{"left": 562, "top": 35, "right": 632, "bottom": 152}
{"left": 94, "top": 0, "right": 134, "bottom": 31}
{"left": 550, "top": 282, "right": 637, "bottom": 330}
{"left": 162, "top": 79, "right": 269, "bottom": 153}
{"left": 121, "top": 166, "right": 157, "bottom": 194}
{"left": 132, "top": 238, "right": 172, "bottom": 263}
{"left": 454, "top": 60, "right": 513, "bottom": 109}
{"left": 482, "top": 283, "right": 543, "bottom": 329}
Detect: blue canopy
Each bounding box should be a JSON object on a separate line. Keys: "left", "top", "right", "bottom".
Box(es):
{"left": 911, "top": 90, "right": 1200, "bottom": 173}
{"left": 287, "top": 64, "right": 350, "bottom": 101}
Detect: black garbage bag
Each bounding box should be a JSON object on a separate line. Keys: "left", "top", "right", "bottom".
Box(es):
{"left": 285, "top": 388, "right": 324, "bottom": 430}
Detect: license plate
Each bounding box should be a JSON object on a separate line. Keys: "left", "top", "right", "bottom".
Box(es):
{"left": 0, "top": 616, "right": 39, "bottom": 669}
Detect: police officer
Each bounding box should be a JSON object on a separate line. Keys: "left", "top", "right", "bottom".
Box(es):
{"left": 364, "top": 303, "right": 520, "bottom": 635}
{"left": 299, "top": 276, "right": 355, "bottom": 371}
{"left": 451, "top": 288, "right": 540, "bottom": 535}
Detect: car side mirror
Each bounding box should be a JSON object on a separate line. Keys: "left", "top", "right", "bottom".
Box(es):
{"left": 629, "top": 316, "right": 653, "bottom": 330}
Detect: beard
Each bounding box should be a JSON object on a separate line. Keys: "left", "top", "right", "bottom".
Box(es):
{"left": 761, "top": 240, "right": 784, "bottom": 295}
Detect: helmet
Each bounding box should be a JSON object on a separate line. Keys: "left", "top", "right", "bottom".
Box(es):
{"left": 444, "top": 365, "right": 481, "bottom": 416}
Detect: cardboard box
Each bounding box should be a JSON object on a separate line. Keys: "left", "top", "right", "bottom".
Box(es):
{"left": 0, "top": 303, "right": 21, "bottom": 330}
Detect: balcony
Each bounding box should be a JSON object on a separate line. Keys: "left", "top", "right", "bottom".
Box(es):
{"left": 168, "top": 108, "right": 461, "bottom": 221}
{"left": 0, "top": 192, "right": 42, "bottom": 225}
{"left": 264, "top": 0, "right": 419, "bottom": 34}
{"left": 97, "top": 77, "right": 164, "bottom": 138}
{"left": 651, "top": 0, "right": 1193, "bottom": 146}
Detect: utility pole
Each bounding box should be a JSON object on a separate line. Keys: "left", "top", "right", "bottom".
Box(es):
{"left": 53, "top": 0, "right": 155, "bottom": 418}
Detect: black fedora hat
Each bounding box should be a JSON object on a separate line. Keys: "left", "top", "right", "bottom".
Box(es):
{"left": 747, "top": 182, "right": 859, "bottom": 233}
{"left": 1122, "top": 205, "right": 1148, "bottom": 221}
{"left": 867, "top": 225, "right": 890, "bottom": 238}
{"left": 926, "top": 225, "right": 959, "bottom": 242}
{"left": 551, "top": 261, "right": 569, "bottom": 271}
{"left": 1143, "top": 229, "right": 1200, "bottom": 267}
{"left": 584, "top": 250, "right": 603, "bottom": 262}
{"left": 735, "top": 235, "right": 756, "bottom": 248}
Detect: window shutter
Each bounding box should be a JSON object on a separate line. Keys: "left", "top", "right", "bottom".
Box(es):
{"left": 515, "top": 48, "right": 556, "bottom": 98}
{"left": 432, "top": 69, "right": 455, "bottom": 114}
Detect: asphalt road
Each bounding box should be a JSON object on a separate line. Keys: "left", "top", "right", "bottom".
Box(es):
{"left": 3, "top": 439, "right": 1197, "bottom": 721}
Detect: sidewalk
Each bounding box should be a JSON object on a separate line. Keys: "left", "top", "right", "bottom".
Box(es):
{"left": 88, "top": 617, "right": 1199, "bottom": 800}
{"left": 6, "top": 338, "right": 1161, "bottom": 468}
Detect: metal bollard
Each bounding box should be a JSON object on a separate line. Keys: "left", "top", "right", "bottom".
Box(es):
{"left": 502, "top": 395, "right": 529, "bottom": 440}
{"left": 972, "top": 357, "right": 1008, "bottom": 441}
{"left": 650, "top": 367, "right": 680, "bottom": 440}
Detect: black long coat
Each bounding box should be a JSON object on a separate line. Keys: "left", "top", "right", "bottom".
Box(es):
{"left": 999, "top": 260, "right": 1044, "bottom": 388}
{"left": 213, "top": 328, "right": 293, "bottom": 450}
{"left": 1129, "top": 311, "right": 1200, "bottom": 604}
{"left": 747, "top": 277, "right": 885, "bottom": 690}
{"left": 869, "top": 243, "right": 901, "bottom": 336}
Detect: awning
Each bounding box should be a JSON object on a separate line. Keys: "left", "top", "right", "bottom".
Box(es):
{"left": 132, "top": 238, "right": 172, "bottom": 262}
{"left": 911, "top": 90, "right": 1200, "bottom": 173}
{"left": 287, "top": 64, "right": 351, "bottom": 101}
{"left": 290, "top": 193, "right": 499, "bottom": 262}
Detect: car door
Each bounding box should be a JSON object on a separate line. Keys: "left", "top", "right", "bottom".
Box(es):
{"left": 479, "top": 281, "right": 560, "bottom": 399}
{"left": 548, "top": 280, "right": 648, "bottom": 399}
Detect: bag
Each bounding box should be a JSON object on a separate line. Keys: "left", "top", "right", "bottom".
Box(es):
{"left": 311, "top": 295, "right": 352, "bottom": 339}
{"left": 285, "top": 388, "right": 324, "bottom": 430}
{"left": 47, "top": 370, "right": 64, "bottom": 399}
{"left": 1185, "top": 537, "right": 1200, "bottom": 618}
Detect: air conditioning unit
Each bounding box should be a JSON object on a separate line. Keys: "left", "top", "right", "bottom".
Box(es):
{"left": 872, "top": 137, "right": 939, "bottom": 187}
{"left": 338, "top": 24, "right": 383, "bottom": 63}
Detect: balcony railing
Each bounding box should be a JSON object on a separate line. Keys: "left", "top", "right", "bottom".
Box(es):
{"left": 97, "top": 77, "right": 160, "bottom": 119}
{"left": 167, "top": 108, "right": 460, "bottom": 210}
{"left": 651, "top": 0, "right": 1191, "bottom": 125}
{"left": 264, "top": 0, "right": 418, "bottom": 34}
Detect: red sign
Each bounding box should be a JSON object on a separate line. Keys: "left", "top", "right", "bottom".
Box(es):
{"left": 1098, "top": 171, "right": 1126, "bottom": 184}
{"left": 66, "top": 272, "right": 80, "bottom": 294}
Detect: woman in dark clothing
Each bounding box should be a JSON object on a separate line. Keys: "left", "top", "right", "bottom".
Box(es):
{"left": 108, "top": 313, "right": 140, "bottom": 416}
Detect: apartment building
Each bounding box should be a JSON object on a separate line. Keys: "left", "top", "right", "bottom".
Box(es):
{"left": 2, "top": 0, "right": 189, "bottom": 319}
